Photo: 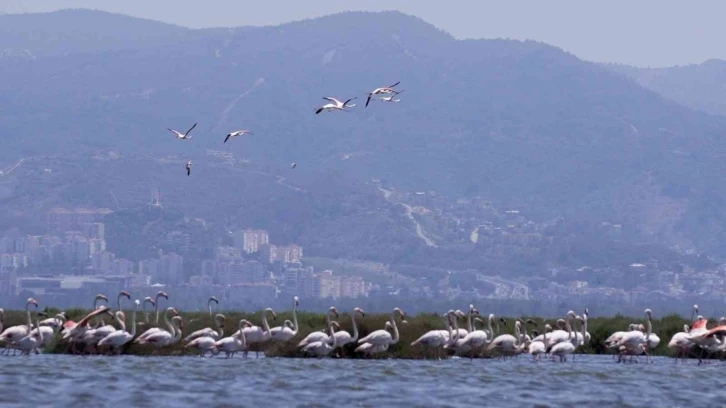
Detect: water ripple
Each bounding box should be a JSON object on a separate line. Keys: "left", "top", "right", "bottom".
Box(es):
{"left": 1, "top": 355, "right": 725, "bottom": 407}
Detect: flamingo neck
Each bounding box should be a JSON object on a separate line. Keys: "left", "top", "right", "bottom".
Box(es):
{"left": 486, "top": 316, "right": 495, "bottom": 343}
{"left": 350, "top": 311, "right": 358, "bottom": 341}
{"left": 25, "top": 301, "right": 32, "bottom": 329}
{"left": 291, "top": 301, "right": 299, "bottom": 335}
{"left": 328, "top": 322, "right": 337, "bottom": 347}
{"left": 114, "top": 311, "right": 126, "bottom": 332}
{"left": 467, "top": 309, "right": 474, "bottom": 332}
{"left": 389, "top": 311, "right": 400, "bottom": 345}
{"left": 129, "top": 305, "right": 137, "bottom": 337}
{"left": 262, "top": 310, "right": 272, "bottom": 335}
{"left": 164, "top": 310, "right": 173, "bottom": 334}
{"left": 34, "top": 312, "right": 43, "bottom": 344}
{"left": 155, "top": 295, "right": 162, "bottom": 325}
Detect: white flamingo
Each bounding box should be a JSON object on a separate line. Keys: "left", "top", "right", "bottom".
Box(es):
{"left": 168, "top": 123, "right": 196, "bottom": 139}
{"left": 0, "top": 298, "right": 38, "bottom": 353}
{"left": 224, "top": 129, "right": 253, "bottom": 144}
{"left": 297, "top": 307, "right": 340, "bottom": 347}
{"left": 183, "top": 314, "right": 225, "bottom": 343}
{"left": 62, "top": 293, "right": 108, "bottom": 337}
{"left": 15, "top": 310, "right": 44, "bottom": 355}
{"left": 237, "top": 308, "right": 276, "bottom": 358}
{"left": 365, "top": 81, "right": 401, "bottom": 107}
{"left": 410, "top": 312, "right": 456, "bottom": 360}
{"left": 98, "top": 300, "right": 140, "bottom": 354}
{"left": 315, "top": 97, "right": 356, "bottom": 114}
{"left": 615, "top": 309, "right": 654, "bottom": 363}
{"left": 31, "top": 313, "right": 66, "bottom": 349}
{"left": 136, "top": 291, "right": 169, "bottom": 341}
{"left": 487, "top": 319, "right": 527, "bottom": 359}
{"left": 137, "top": 314, "right": 183, "bottom": 351}
{"left": 355, "top": 321, "right": 407, "bottom": 357}
{"left": 134, "top": 307, "right": 177, "bottom": 345}
{"left": 357, "top": 307, "right": 405, "bottom": 349}
{"left": 302, "top": 320, "right": 338, "bottom": 357}
{"left": 270, "top": 297, "right": 299, "bottom": 342}
{"left": 549, "top": 317, "right": 576, "bottom": 362}
{"left": 331, "top": 307, "right": 365, "bottom": 354}
{"left": 213, "top": 319, "right": 254, "bottom": 358}
{"left": 529, "top": 323, "right": 551, "bottom": 361}
{"left": 449, "top": 314, "right": 496, "bottom": 358}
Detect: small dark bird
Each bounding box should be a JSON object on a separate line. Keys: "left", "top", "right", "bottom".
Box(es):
{"left": 291, "top": 162, "right": 296, "bottom": 169}
{"left": 185, "top": 160, "right": 192, "bottom": 176}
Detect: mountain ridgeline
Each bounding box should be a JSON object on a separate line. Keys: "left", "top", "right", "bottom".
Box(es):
{"left": 1, "top": 9, "right": 726, "bottom": 266}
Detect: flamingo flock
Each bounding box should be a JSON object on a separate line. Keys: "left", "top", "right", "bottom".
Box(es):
{"left": 1, "top": 294, "right": 724, "bottom": 364}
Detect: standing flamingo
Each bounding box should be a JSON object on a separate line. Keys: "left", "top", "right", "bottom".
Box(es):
{"left": 330, "top": 307, "right": 365, "bottom": 356}
{"left": 357, "top": 307, "right": 406, "bottom": 351}
{"left": 0, "top": 298, "right": 38, "bottom": 353}
{"left": 183, "top": 314, "right": 226, "bottom": 343}
{"left": 270, "top": 297, "right": 300, "bottom": 342}
{"left": 16, "top": 310, "right": 44, "bottom": 355}
{"left": 529, "top": 322, "right": 551, "bottom": 361}
{"left": 139, "top": 297, "right": 156, "bottom": 326}
{"left": 410, "top": 312, "right": 456, "bottom": 360}
{"left": 136, "top": 311, "right": 183, "bottom": 351}
{"left": 487, "top": 319, "right": 527, "bottom": 359}
{"left": 98, "top": 300, "right": 140, "bottom": 354}
{"left": 236, "top": 308, "right": 276, "bottom": 358}
{"left": 135, "top": 307, "right": 177, "bottom": 344}
{"left": 213, "top": 319, "right": 254, "bottom": 358}
{"left": 136, "top": 291, "right": 170, "bottom": 341}
{"left": 297, "top": 307, "right": 339, "bottom": 347}
{"left": 302, "top": 320, "right": 338, "bottom": 357}
{"left": 549, "top": 316, "right": 576, "bottom": 362}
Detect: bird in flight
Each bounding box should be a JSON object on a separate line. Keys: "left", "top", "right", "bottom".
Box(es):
{"left": 291, "top": 162, "right": 297, "bottom": 169}
{"left": 185, "top": 161, "right": 192, "bottom": 176}
{"left": 365, "top": 81, "right": 401, "bottom": 107}
{"left": 224, "top": 129, "right": 254, "bottom": 144}
{"left": 315, "top": 97, "right": 357, "bottom": 114}
{"left": 378, "top": 90, "right": 404, "bottom": 103}
{"left": 168, "top": 123, "right": 197, "bottom": 139}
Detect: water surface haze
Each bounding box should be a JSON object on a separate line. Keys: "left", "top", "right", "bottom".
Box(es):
{"left": 1, "top": 355, "right": 721, "bottom": 407}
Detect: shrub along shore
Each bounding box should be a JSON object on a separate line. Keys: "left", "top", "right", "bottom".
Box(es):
{"left": 0, "top": 308, "right": 701, "bottom": 359}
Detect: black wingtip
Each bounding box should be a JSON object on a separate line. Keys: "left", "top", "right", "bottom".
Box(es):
{"left": 315, "top": 108, "right": 323, "bottom": 114}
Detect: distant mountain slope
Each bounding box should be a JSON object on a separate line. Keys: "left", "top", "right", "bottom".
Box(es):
{"left": 2, "top": 9, "right": 726, "bottom": 257}
{"left": 606, "top": 59, "right": 726, "bottom": 117}
{"left": 0, "top": 9, "right": 191, "bottom": 58}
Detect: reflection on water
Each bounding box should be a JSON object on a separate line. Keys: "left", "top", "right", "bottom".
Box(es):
{"left": 0, "top": 355, "right": 723, "bottom": 407}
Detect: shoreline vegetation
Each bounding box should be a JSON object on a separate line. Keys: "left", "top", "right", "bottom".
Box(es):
{"left": 1, "top": 307, "right": 708, "bottom": 359}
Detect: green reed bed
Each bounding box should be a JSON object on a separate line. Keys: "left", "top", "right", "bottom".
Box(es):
{"left": 0, "top": 308, "right": 707, "bottom": 359}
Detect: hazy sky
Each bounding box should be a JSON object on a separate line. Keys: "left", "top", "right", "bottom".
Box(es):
{"left": 2, "top": 0, "right": 723, "bottom": 67}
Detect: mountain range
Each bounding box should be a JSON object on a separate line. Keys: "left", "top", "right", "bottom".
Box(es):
{"left": 2, "top": 9, "right": 726, "bottom": 272}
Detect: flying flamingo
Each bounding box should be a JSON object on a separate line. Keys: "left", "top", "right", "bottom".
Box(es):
{"left": 270, "top": 297, "right": 299, "bottom": 342}
{"left": 98, "top": 300, "right": 141, "bottom": 355}
{"left": 297, "top": 307, "right": 340, "bottom": 347}
{"left": 315, "top": 97, "right": 357, "bottom": 114}
{"left": 357, "top": 307, "right": 406, "bottom": 351}
{"left": 213, "top": 319, "right": 253, "bottom": 358}
{"left": 168, "top": 123, "right": 196, "bottom": 139}
{"left": 365, "top": 81, "right": 401, "bottom": 107}
{"left": 224, "top": 129, "right": 253, "bottom": 144}
{"left": 0, "top": 298, "right": 38, "bottom": 354}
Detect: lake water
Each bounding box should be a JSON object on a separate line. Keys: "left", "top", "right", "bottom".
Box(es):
{"left": 0, "top": 354, "right": 722, "bottom": 407}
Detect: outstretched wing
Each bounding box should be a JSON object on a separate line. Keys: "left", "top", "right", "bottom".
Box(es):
{"left": 167, "top": 128, "right": 182, "bottom": 138}
{"left": 224, "top": 134, "right": 231, "bottom": 143}
{"left": 185, "top": 123, "right": 197, "bottom": 136}
{"left": 365, "top": 95, "right": 373, "bottom": 107}
{"left": 389, "top": 81, "right": 401, "bottom": 88}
